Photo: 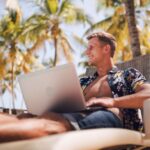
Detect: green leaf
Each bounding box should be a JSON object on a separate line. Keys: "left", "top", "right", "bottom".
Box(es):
{"left": 8, "top": 9, "right": 18, "bottom": 23}
{"left": 45, "top": 0, "right": 59, "bottom": 14}
{"left": 84, "top": 16, "right": 112, "bottom": 36}
{"left": 58, "top": 0, "right": 69, "bottom": 16}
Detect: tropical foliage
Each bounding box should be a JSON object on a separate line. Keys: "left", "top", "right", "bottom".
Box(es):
{"left": 0, "top": 0, "right": 90, "bottom": 108}
{"left": 23, "top": 0, "right": 90, "bottom": 66}
{"left": 84, "top": 0, "right": 150, "bottom": 63}
{"left": 0, "top": 4, "right": 40, "bottom": 108}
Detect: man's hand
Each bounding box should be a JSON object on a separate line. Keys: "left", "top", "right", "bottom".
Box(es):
{"left": 86, "top": 97, "right": 115, "bottom": 108}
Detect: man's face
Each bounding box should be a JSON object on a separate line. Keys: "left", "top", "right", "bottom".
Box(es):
{"left": 85, "top": 37, "right": 107, "bottom": 66}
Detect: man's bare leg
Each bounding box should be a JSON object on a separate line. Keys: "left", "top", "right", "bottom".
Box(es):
{"left": 39, "top": 112, "right": 74, "bottom": 130}
{"left": 0, "top": 112, "right": 73, "bottom": 143}
{"left": 0, "top": 113, "right": 18, "bottom": 124}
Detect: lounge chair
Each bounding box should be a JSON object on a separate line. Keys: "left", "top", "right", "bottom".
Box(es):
{"left": 0, "top": 99, "right": 149, "bottom": 150}
{"left": 0, "top": 54, "right": 150, "bottom": 150}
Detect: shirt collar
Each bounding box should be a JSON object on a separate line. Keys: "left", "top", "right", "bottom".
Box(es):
{"left": 93, "top": 66, "right": 119, "bottom": 77}
{"left": 108, "top": 66, "right": 119, "bottom": 74}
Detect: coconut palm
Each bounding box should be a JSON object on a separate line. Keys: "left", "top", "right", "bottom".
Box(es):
{"left": 0, "top": 1, "right": 39, "bottom": 109}
{"left": 23, "top": 0, "right": 91, "bottom": 66}
{"left": 0, "top": 0, "right": 90, "bottom": 109}
{"left": 0, "top": 1, "right": 23, "bottom": 109}
{"left": 123, "top": 0, "right": 141, "bottom": 57}
{"left": 84, "top": 0, "right": 150, "bottom": 63}
{"left": 84, "top": 5, "right": 131, "bottom": 63}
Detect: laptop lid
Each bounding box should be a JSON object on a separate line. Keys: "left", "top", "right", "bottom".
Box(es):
{"left": 18, "top": 63, "right": 85, "bottom": 115}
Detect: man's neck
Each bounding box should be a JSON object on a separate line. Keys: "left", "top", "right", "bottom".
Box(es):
{"left": 96, "top": 58, "right": 115, "bottom": 78}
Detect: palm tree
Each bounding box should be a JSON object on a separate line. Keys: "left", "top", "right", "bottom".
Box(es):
{"left": 83, "top": 0, "right": 150, "bottom": 63}
{"left": 123, "top": 0, "right": 141, "bottom": 57}
{"left": 0, "top": 0, "right": 90, "bottom": 109}
{"left": 84, "top": 5, "right": 131, "bottom": 63}
{"left": 0, "top": 1, "right": 22, "bottom": 109}
{"left": 23, "top": 0, "right": 91, "bottom": 66}
{"left": 0, "top": 1, "right": 39, "bottom": 109}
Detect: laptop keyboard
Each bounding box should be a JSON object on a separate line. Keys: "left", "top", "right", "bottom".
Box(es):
{"left": 75, "top": 106, "right": 106, "bottom": 113}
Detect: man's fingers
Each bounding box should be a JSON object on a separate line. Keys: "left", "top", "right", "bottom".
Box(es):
{"left": 86, "top": 97, "right": 114, "bottom": 108}
{"left": 86, "top": 99, "right": 98, "bottom": 107}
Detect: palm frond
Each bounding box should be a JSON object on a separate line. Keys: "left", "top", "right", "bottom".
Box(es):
{"left": 6, "top": 0, "right": 22, "bottom": 23}
{"left": 58, "top": 0, "right": 89, "bottom": 24}
{"left": 61, "top": 33, "right": 75, "bottom": 52}
{"left": 72, "top": 34, "right": 87, "bottom": 48}
{"left": 58, "top": 0, "right": 70, "bottom": 16}
{"left": 60, "top": 37, "right": 73, "bottom": 62}
{"left": 83, "top": 16, "right": 112, "bottom": 36}
{"left": 27, "top": 35, "right": 48, "bottom": 53}
{"left": 25, "top": 14, "right": 50, "bottom": 24}
{"left": 75, "top": 9, "right": 92, "bottom": 25}
{"left": 45, "top": 0, "right": 59, "bottom": 14}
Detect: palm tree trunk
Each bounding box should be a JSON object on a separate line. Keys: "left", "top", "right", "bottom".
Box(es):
{"left": 123, "top": 0, "right": 141, "bottom": 57}
{"left": 11, "top": 61, "right": 15, "bottom": 110}
{"left": 53, "top": 37, "right": 58, "bottom": 66}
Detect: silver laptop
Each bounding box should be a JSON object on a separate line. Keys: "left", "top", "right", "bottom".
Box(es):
{"left": 18, "top": 63, "right": 86, "bottom": 115}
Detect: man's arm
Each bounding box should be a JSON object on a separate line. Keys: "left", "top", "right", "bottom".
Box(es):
{"left": 114, "top": 83, "right": 150, "bottom": 108}
{"left": 86, "top": 83, "right": 150, "bottom": 109}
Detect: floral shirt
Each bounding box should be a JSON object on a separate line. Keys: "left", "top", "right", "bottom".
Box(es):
{"left": 80, "top": 67, "right": 146, "bottom": 131}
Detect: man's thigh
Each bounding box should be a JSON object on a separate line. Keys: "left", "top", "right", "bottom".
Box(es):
{"left": 65, "top": 110, "right": 123, "bottom": 129}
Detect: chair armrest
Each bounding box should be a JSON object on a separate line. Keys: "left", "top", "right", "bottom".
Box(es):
{"left": 143, "top": 99, "right": 150, "bottom": 138}
{"left": 0, "top": 128, "right": 149, "bottom": 150}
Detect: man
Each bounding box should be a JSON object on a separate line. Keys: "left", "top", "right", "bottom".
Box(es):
{"left": 0, "top": 31, "right": 150, "bottom": 142}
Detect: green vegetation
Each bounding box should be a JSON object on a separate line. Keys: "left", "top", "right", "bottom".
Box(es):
{"left": 84, "top": 0, "right": 150, "bottom": 63}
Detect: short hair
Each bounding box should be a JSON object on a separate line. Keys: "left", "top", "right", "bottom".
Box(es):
{"left": 87, "top": 31, "right": 117, "bottom": 57}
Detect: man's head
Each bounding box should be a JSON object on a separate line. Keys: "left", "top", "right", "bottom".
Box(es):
{"left": 85, "top": 31, "right": 116, "bottom": 66}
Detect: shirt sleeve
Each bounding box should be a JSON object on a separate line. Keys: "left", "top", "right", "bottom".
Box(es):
{"left": 124, "top": 67, "right": 146, "bottom": 92}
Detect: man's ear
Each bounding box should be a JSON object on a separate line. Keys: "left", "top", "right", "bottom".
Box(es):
{"left": 104, "top": 44, "right": 111, "bottom": 54}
